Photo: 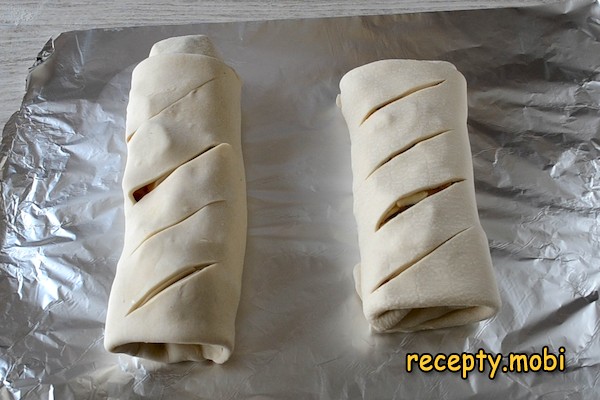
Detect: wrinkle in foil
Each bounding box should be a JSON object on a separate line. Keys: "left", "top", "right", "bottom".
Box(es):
{"left": 1, "top": 1, "right": 600, "bottom": 398}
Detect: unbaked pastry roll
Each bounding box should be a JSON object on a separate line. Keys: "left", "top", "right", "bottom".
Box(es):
{"left": 104, "top": 35, "right": 246, "bottom": 364}
{"left": 337, "top": 59, "right": 501, "bottom": 333}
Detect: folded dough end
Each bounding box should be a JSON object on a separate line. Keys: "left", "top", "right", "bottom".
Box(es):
{"left": 358, "top": 226, "right": 501, "bottom": 332}
{"left": 149, "top": 34, "right": 220, "bottom": 58}
{"left": 107, "top": 341, "right": 231, "bottom": 364}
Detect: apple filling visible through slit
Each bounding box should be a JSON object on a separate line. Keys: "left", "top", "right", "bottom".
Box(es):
{"left": 378, "top": 181, "right": 454, "bottom": 230}
{"left": 132, "top": 175, "right": 167, "bottom": 202}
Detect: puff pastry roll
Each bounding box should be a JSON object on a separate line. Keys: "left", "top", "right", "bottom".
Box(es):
{"left": 338, "top": 60, "right": 501, "bottom": 333}
{"left": 105, "top": 35, "right": 247, "bottom": 364}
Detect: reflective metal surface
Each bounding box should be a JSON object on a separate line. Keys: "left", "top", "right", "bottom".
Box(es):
{"left": 1, "top": 1, "right": 599, "bottom": 398}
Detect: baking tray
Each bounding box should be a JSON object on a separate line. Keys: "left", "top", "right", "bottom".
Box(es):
{"left": 1, "top": 1, "right": 600, "bottom": 398}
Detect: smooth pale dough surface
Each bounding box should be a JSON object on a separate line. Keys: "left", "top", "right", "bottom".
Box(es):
{"left": 338, "top": 59, "right": 501, "bottom": 333}
{"left": 104, "top": 35, "right": 247, "bottom": 364}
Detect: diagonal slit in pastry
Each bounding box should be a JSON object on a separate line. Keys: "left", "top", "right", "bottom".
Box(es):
{"left": 376, "top": 179, "right": 465, "bottom": 231}
{"left": 367, "top": 129, "right": 452, "bottom": 179}
{"left": 129, "top": 199, "right": 225, "bottom": 256}
{"left": 131, "top": 143, "right": 220, "bottom": 203}
{"left": 360, "top": 79, "right": 445, "bottom": 125}
{"left": 126, "top": 76, "right": 218, "bottom": 143}
{"left": 126, "top": 262, "right": 218, "bottom": 316}
{"left": 372, "top": 226, "right": 471, "bottom": 294}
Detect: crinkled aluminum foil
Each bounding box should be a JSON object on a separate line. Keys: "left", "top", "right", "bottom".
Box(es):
{"left": 2, "top": 1, "right": 600, "bottom": 398}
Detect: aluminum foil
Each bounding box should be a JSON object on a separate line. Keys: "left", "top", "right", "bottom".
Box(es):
{"left": 2, "top": 1, "right": 600, "bottom": 398}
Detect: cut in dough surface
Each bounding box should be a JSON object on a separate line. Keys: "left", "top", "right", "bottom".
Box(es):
{"left": 338, "top": 59, "right": 501, "bottom": 332}
{"left": 104, "top": 35, "right": 246, "bottom": 364}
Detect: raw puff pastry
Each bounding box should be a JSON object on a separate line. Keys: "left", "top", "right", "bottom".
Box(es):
{"left": 104, "top": 35, "right": 247, "bottom": 364}
{"left": 338, "top": 59, "right": 501, "bottom": 332}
